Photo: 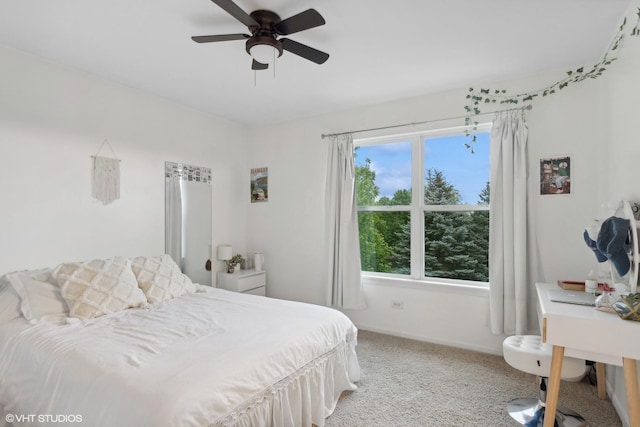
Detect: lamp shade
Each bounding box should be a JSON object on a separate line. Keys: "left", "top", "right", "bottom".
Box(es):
{"left": 217, "top": 245, "right": 232, "bottom": 261}
{"left": 249, "top": 44, "right": 277, "bottom": 65}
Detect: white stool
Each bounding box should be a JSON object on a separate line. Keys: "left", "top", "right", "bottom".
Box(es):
{"left": 503, "top": 335, "right": 588, "bottom": 427}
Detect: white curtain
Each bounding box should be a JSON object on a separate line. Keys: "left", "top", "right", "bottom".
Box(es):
{"left": 489, "top": 110, "right": 529, "bottom": 335}
{"left": 165, "top": 176, "right": 183, "bottom": 267}
{"left": 325, "top": 134, "right": 366, "bottom": 309}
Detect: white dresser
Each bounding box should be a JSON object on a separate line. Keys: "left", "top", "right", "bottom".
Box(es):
{"left": 216, "top": 269, "right": 266, "bottom": 296}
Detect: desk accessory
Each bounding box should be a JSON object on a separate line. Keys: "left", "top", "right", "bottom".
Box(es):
{"left": 612, "top": 293, "right": 640, "bottom": 322}
{"left": 547, "top": 289, "right": 597, "bottom": 306}
{"left": 557, "top": 280, "right": 585, "bottom": 291}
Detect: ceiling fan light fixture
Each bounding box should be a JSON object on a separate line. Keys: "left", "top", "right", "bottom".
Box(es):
{"left": 249, "top": 44, "right": 277, "bottom": 64}
{"left": 246, "top": 36, "right": 283, "bottom": 66}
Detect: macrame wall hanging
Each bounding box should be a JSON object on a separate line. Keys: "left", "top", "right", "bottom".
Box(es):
{"left": 91, "top": 140, "right": 121, "bottom": 205}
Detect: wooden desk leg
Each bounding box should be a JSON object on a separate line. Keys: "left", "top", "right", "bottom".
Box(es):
{"left": 622, "top": 358, "right": 640, "bottom": 427}
{"left": 544, "top": 345, "right": 565, "bottom": 427}
{"left": 596, "top": 362, "right": 607, "bottom": 400}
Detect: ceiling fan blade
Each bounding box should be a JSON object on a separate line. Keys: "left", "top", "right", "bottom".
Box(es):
{"left": 281, "top": 38, "right": 329, "bottom": 64}
{"left": 191, "top": 33, "right": 250, "bottom": 43}
{"left": 252, "top": 60, "right": 268, "bottom": 70}
{"left": 210, "top": 0, "right": 258, "bottom": 27}
{"left": 273, "top": 9, "right": 326, "bottom": 35}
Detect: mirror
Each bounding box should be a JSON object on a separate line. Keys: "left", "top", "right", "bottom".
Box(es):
{"left": 165, "top": 161, "right": 212, "bottom": 286}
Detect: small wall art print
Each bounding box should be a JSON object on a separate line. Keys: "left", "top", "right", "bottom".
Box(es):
{"left": 540, "top": 156, "right": 571, "bottom": 195}
{"left": 250, "top": 167, "right": 268, "bottom": 203}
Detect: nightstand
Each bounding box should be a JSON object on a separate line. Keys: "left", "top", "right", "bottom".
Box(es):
{"left": 216, "top": 269, "right": 266, "bottom": 296}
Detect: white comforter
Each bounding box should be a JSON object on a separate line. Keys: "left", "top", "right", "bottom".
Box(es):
{"left": 0, "top": 288, "right": 359, "bottom": 427}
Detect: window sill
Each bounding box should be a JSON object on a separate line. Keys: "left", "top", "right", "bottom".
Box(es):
{"left": 361, "top": 273, "right": 489, "bottom": 297}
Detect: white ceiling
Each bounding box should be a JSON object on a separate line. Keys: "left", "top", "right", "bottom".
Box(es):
{"left": 0, "top": 0, "right": 632, "bottom": 127}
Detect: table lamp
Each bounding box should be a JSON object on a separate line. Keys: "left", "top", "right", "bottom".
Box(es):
{"left": 217, "top": 245, "right": 233, "bottom": 273}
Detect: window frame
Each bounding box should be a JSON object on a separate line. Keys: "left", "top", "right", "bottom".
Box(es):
{"left": 354, "top": 123, "right": 492, "bottom": 287}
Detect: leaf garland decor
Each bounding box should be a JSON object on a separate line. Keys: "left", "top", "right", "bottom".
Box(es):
{"left": 463, "top": 7, "right": 640, "bottom": 149}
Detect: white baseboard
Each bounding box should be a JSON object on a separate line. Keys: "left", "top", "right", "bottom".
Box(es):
{"left": 353, "top": 323, "right": 508, "bottom": 356}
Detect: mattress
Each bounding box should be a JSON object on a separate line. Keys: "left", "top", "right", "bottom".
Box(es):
{"left": 0, "top": 288, "right": 359, "bottom": 427}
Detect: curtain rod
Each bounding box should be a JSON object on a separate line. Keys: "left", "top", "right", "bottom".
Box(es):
{"left": 320, "top": 104, "right": 532, "bottom": 139}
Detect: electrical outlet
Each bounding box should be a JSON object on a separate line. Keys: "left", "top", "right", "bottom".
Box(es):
{"left": 391, "top": 300, "right": 404, "bottom": 309}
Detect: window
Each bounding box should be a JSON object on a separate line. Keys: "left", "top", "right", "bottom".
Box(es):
{"left": 354, "top": 125, "right": 491, "bottom": 284}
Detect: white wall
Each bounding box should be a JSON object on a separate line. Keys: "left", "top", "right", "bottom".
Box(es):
{"left": 0, "top": 45, "right": 247, "bottom": 276}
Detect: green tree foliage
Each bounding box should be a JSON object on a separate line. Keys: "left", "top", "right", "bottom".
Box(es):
{"left": 390, "top": 220, "right": 411, "bottom": 274}
{"left": 379, "top": 189, "right": 411, "bottom": 273}
{"left": 425, "top": 169, "right": 461, "bottom": 205}
{"left": 356, "top": 159, "right": 392, "bottom": 272}
{"left": 467, "top": 182, "right": 490, "bottom": 280}
{"left": 355, "top": 158, "right": 378, "bottom": 206}
{"left": 478, "top": 181, "right": 490, "bottom": 205}
{"left": 355, "top": 163, "right": 489, "bottom": 281}
{"left": 423, "top": 170, "right": 488, "bottom": 281}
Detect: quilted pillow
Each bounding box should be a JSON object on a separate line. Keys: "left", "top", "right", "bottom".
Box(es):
{"left": 52, "top": 257, "right": 147, "bottom": 320}
{"left": 5, "top": 268, "right": 68, "bottom": 321}
{"left": 0, "top": 274, "right": 22, "bottom": 324}
{"left": 130, "top": 254, "right": 197, "bottom": 303}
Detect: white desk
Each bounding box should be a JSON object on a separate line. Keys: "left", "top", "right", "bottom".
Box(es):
{"left": 536, "top": 282, "right": 640, "bottom": 427}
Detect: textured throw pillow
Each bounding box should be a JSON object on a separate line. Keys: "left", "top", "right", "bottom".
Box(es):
{"left": 130, "top": 254, "right": 197, "bottom": 303}
{"left": 0, "top": 275, "right": 23, "bottom": 324}
{"left": 5, "top": 268, "right": 69, "bottom": 321}
{"left": 52, "top": 257, "right": 147, "bottom": 320}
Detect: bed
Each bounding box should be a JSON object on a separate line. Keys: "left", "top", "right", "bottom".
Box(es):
{"left": 0, "top": 255, "right": 360, "bottom": 427}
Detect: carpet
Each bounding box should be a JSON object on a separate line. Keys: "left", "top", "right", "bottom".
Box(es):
{"left": 325, "top": 330, "right": 621, "bottom": 427}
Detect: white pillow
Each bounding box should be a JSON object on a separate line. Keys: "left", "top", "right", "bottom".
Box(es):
{"left": 130, "top": 254, "right": 197, "bottom": 303}
{"left": 5, "top": 268, "right": 69, "bottom": 321}
{"left": 52, "top": 257, "right": 147, "bottom": 320}
{"left": 0, "top": 275, "right": 23, "bottom": 323}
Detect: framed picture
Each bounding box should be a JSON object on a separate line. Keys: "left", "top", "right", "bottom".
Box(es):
{"left": 250, "top": 167, "right": 268, "bottom": 203}
{"left": 540, "top": 156, "right": 571, "bottom": 195}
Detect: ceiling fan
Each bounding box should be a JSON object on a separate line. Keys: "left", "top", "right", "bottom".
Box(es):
{"left": 192, "top": 0, "right": 330, "bottom": 70}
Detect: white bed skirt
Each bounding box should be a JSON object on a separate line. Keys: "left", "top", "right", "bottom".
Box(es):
{"left": 217, "top": 337, "right": 360, "bottom": 427}
{"left": 0, "top": 338, "right": 358, "bottom": 427}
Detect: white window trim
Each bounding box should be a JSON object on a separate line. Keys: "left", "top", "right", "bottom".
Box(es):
{"left": 355, "top": 122, "right": 492, "bottom": 288}
{"left": 362, "top": 273, "right": 489, "bottom": 295}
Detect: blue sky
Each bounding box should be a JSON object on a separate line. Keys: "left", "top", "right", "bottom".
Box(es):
{"left": 355, "top": 132, "right": 490, "bottom": 204}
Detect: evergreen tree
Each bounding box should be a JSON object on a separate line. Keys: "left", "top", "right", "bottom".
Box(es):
{"left": 467, "top": 181, "right": 490, "bottom": 280}
{"left": 425, "top": 169, "right": 461, "bottom": 205}
{"left": 391, "top": 221, "right": 411, "bottom": 274}
{"left": 423, "top": 169, "right": 486, "bottom": 281}
{"left": 478, "top": 181, "right": 490, "bottom": 205}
